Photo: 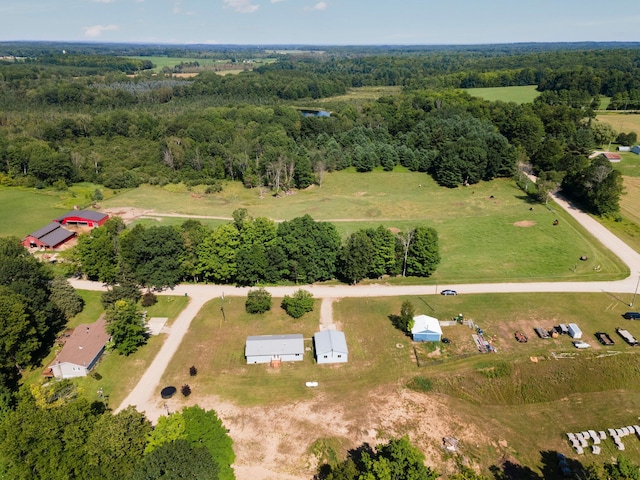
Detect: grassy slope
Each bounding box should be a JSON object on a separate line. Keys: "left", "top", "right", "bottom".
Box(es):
{"left": 97, "top": 172, "right": 627, "bottom": 283}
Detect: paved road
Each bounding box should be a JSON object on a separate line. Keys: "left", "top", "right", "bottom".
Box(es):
{"left": 69, "top": 188, "right": 640, "bottom": 419}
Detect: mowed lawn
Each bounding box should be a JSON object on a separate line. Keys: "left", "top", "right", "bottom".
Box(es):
{"left": 464, "top": 85, "right": 540, "bottom": 104}
{"left": 98, "top": 172, "right": 628, "bottom": 283}
{"left": 159, "top": 292, "right": 640, "bottom": 472}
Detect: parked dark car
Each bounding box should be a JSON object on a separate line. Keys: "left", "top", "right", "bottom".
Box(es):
{"left": 623, "top": 312, "right": 640, "bottom": 320}
{"left": 441, "top": 289, "right": 457, "bottom": 296}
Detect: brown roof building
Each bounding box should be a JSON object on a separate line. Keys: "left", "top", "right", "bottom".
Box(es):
{"left": 47, "top": 316, "right": 110, "bottom": 379}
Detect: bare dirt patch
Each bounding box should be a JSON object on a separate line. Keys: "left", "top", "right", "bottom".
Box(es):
{"left": 100, "top": 207, "right": 155, "bottom": 224}
{"left": 162, "top": 385, "right": 492, "bottom": 480}
{"left": 513, "top": 220, "right": 536, "bottom": 227}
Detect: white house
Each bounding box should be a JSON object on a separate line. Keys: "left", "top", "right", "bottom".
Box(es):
{"left": 47, "top": 316, "right": 110, "bottom": 379}
{"left": 245, "top": 334, "right": 304, "bottom": 364}
{"left": 411, "top": 315, "right": 442, "bottom": 342}
{"left": 314, "top": 330, "right": 348, "bottom": 364}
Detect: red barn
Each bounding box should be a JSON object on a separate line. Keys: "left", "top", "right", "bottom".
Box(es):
{"left": 54, "top": 209, "right": 109, "bottom": 228}
{"left": 22, "top": 222, "right": 76, "bottom": 249}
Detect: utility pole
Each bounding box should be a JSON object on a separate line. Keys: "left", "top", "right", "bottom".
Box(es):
{"left": 220, "top": 291, "right": 226, "bottom": 328}
{"left": 631, "top": 275, "right": 640, "bottom": 307}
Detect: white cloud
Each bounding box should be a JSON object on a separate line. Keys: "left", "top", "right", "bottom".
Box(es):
{"left": 92, "top": 0, "right": 115, "bottom": 3}
{"left": 173, "top": 2, "right": 182, "bottom": 14}
{"left": 83, "top": 24, "right": 119, "bottom": 37}
{"left": 312, "top": 1, "right": 327, "bottom": 10}
{"left": 271, "top": 0, "right": 286, "bottom": 3}
{"left": 223, "top": 0, "right": 259, "bottom": 13}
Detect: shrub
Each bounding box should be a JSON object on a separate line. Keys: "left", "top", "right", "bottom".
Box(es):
{"left": 281, "top": 289, "right": 314, "bottom": 319}
{"left": 407, "top": 376, "right": 433, "bottom": 393}
{"left": 245, "top": 288, "right": 272, "bottom": 314}
{"left": 181, "top": 384, "right": 191, "bottom": 397}
{"left": 189, "top": 365, "right": 198, "bottom": 377}
{"left": 141, "top": 291, "right": 157, "bottom": 307}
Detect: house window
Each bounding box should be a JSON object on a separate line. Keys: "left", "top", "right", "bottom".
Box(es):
{"left": 337, "top": 355, "right": 342, "bottom": 358}
{"left": 323, "top": 355, "right": 328, "bottom": 358}
{"left": 295, "top": 353, "right": 300, "bottom": 356}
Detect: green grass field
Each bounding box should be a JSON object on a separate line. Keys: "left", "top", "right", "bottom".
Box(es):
{"left": 464, "top": 85, "right": 540, "bottom": 104}
{"left": 94, "top": 172, "right": 628, "bottom": 283}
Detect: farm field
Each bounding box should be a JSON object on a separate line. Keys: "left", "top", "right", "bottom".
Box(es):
{"left": 596, "top": 112, "right": 640, "bottom": 137}
{"left": 126, "top": 55, "right": 276, "bottom": 73}
{"left": 318, "top": 85, "right": 402, "bottom": 103}
{"left": 151, "top": 292, "right": 640, "bottom": 478}
{"left": 95, "top": 172, "right": 628, "bottom": 283}
{"left": 464, "top": 85, "right": 540, "bottom": 104}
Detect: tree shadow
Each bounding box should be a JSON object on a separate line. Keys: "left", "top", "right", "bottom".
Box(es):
{"left": 491, "top": 450, "right": 587, "bottom": 480}
{"left": 315, "top": 442, "right": 376, "bottom": 480}
{"left": 490, "top": 460, "right": 541, "bottom": 480}
{"left": 540, "top": 450, "right": 585, "bottom": 479}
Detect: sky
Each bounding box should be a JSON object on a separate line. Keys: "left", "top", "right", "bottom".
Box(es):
{"left": 1, "top": 0, "right": 639, "bottom": 46}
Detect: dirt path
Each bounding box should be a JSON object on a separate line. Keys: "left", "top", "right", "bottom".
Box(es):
{"left": 319, "top": 298, "right": 336, "bottom": 331}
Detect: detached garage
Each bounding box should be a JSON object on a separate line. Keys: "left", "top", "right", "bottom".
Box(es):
{"left": 411, "top": 315, "right": 442, "bottom": 342}
{"left": 314, "top": 330, "right": 348, "bottom": 364}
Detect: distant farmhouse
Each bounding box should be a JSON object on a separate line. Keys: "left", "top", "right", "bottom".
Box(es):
{"left": 54, "top": 209, "right": 109, "bottom": 228}
{"left": 411, "top": 315, "right": 442, "bottom": 342}
{"left": 45, "top": 316, "right": 110, "bottom": 379}
{"left": 600, "top": 152, "right": 622, "bottom": 162}
{"left": 22, "top": 222, "right": 76, "bottom": 250}
{"left": 245, "top": 334, "right": 304, "bottom": 365}
{"left": 313, "top": 330, "right": 348, "bottom": 364}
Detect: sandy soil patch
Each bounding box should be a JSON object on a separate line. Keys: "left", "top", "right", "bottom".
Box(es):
{"left": 100, "top": 207, "right": 156, "bottom": 224}
{"left": 162, "top": 386, "right": 492, "bottom": 480}
{"left": 513, "top": 220, "right": 536, "bottom": 227}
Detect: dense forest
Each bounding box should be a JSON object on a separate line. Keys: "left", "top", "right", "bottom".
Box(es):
{"left": 1, "top": 42, "right": 635, "bottom": 216}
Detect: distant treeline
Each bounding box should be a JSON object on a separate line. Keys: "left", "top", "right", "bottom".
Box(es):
{"left": 0, "top": 44, "right": 633, "bottom": 215}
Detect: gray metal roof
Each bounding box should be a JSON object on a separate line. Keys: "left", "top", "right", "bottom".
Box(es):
{"left": 313, "top": 330, "right": 348, "bottom": 356}
{"left": 245, "top": 334, "right": 304, "bottom": 357}
{"left": 56, "top": 209, "right": 108, "bottom": 223}
{"left": 39, "top": 227, "right": 75, "bottom": 247}
{"left": 27, "top": 222, "right": 75, "bottom": 247}
{"left": 28, "top": 222, "right": 62, "bottom": 239}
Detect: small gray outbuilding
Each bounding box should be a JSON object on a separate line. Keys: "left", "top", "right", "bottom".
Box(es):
{"left": 245, "top": 334, "right": 304, "bottom": 364}
{"left": 313, "top": 330, "right": 348, "bottom": 364}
